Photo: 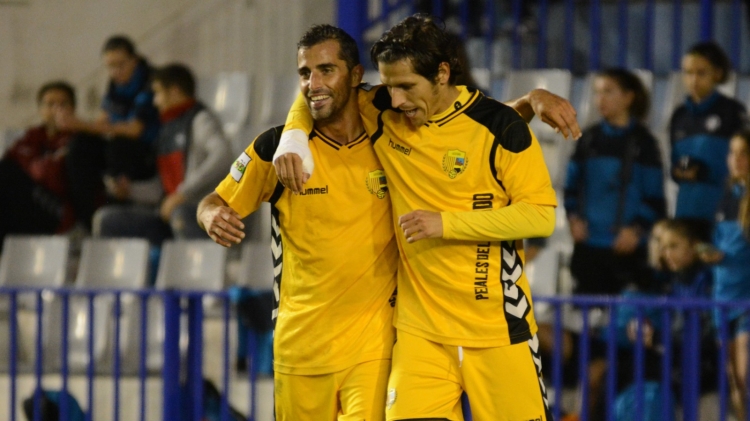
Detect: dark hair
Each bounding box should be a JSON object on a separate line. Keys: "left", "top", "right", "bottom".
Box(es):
{"left": 598, "top": 68, "right": 650, "bottom": 121}
{"left": 152, "top": 63, "right": 196, "bottom": 97}
{"left": 370, "top": 13, "right": 463, "bottom": 85}
{"left": 37, "top": 81, "right": 76, "bottom": 109}
{"left": 685, "top": 41, "right": 732, "bottom": 84}
{"left": 731, "top": 129, "right": 750, "bottom": 238}
{"left": 297, "top": 24, "right": 361, "bottom": 70}
{"left": 663, "top": 218, "right": 704, "bottom": 243}
{"left": 102, "top": 35, "right": 137, "bottom": 56}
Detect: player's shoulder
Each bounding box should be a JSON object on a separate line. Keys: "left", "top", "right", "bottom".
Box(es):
{"left": 358, "top": 83, "right": 392, "bottom": 112}
{"left": 252, "top": 125, "right": 285, "bottom": 162}
{"left": 464, "top": 92, "right": 532, "bottom": 153}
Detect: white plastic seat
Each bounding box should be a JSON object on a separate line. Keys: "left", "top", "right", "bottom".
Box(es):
{"left": 198, "top": 72, "right": 252, "bottom": 155}
{"left": 0, "top": 235, "right": 70, "bottom": 372}
{"left": 0, "top": 235, "right": 70, "bottom": 288}
{"left": 139, "top": 240, "right": 227, "bottom": 372}
{"left": 46, "top": 239, "right": 151, "bottom": 374}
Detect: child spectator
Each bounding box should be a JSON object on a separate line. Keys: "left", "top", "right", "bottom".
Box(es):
{"left": 565, "top": 68, "right": 665, "bottom": 296}
{"left": 670, "top": 41, "right": 747, "bottom": 240}
{"left": 0, "top": 81, "right": 77, "bottom": 250}
{"left": 93, "top": 63, "right": 234, "bottom": 244}
{"left": 61, "top": 35, "right": 161, "bottom": 230}
{"left": 700, "top": 129, "right": 750, "bottom": 420}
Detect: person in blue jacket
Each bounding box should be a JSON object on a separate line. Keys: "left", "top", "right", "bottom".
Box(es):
{"left": 700, "top": 129, "right": 750, "bottom": 420}
{"left": 566, "top": 68, "right": 666, "bottom": 296}
{"left": 670, "top": 41, "right": 747, "bottom": 240}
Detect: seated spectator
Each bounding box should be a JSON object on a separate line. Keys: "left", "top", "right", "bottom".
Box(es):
{"left": 0, "top": 81, "right": 77, "bottom": 251}
{"left": 94, "top": 63, "right": 234, "bottom": 244}
{"left": 619, "top": 218, "right": 716, "bottom": 417}
{"left": 60, "top": 35, "right": 161, "bottom": 230}
{"left": 565, "top": 68, "right": 665, "bottom": 296}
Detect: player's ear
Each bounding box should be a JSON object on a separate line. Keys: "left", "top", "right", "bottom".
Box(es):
{"left": 436, "top": 62, "right": 450, "bottom": 86}
{"left": 351, "top": 64, "right": 364, "bottom": 87}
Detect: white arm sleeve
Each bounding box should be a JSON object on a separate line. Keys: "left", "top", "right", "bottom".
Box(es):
{"left": 272, "top": 128, "right": 315, "bottom": 175}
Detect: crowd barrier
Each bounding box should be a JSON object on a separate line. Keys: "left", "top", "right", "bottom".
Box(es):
{"left": 0, "top": 287, "right": 260, "bottom": 421}
{"left": 3, "top": 288, "right": 748, "bottom": 421}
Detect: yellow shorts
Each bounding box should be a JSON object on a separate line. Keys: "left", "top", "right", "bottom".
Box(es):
{"left": 274, "top": 358, "right": 391, "bottom": 421}
{"left": 385, "top": 330, "right": 551, "bottom": 421}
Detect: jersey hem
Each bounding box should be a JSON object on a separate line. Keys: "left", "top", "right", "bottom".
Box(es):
{"left": 395, "top": 321, "right": 538, "bottom": 348}
{"left": 273, "top": 351, "right": 392, "bottom": 376}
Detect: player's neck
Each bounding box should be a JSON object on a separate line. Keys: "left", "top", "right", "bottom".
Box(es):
{"left": 431, "top": 85, "right": 461, "bottom": 119}
{"left": 315, "top": 94, "right": 364, "bottom": 145}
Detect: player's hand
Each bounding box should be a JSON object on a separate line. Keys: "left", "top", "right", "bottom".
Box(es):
{"left": 528, "top": 89, "right": 582, "bottom": 140}
{"left": 568, "top": 216, "right": 589, "bottom": 243}
{"left": 398, "top": 210, "right": 443, "bottom": 243}
{"left": 613, "top": 226, "right": 640, "bottom": 255}
{"left": 199, "top": 204, "right": 245, "bottom": 247}
{"left": 274, "top": 153, "right": 310, "bottom": 194}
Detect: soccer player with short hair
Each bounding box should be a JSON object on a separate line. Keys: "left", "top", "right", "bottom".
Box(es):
{"left": 276, "top": 14, "right": 569, "bottom": 421}
{"left": 198, "top": 25, "right": 398, "bottom": 421}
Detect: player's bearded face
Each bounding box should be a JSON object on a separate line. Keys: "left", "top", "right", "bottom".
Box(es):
{"left": 378, "top": 59, "right": 442, "bottom": 129}
{"left": 298, "top": 41, "right": 353, "bottom": 123}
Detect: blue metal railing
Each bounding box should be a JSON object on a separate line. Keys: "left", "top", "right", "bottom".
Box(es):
{"left": 5, "top": 285, "right": 750, "bottom": 420}
{"left": 342, "top": 0, "right": 747, "bottom": 74}
{"left": 1, "top": 287, "right": 259, "bottom": 421}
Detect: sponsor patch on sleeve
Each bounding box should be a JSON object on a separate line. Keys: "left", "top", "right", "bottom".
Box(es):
{"left": 231, "top": 152, "right": 252, "bottom": 182}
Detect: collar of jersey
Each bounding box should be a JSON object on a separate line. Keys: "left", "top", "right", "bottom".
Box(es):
{"left": 427, "top": 86, "right": 479, "bottom": 126}
{"left": 312, "top": 128, "right": 368, "bottom": 150}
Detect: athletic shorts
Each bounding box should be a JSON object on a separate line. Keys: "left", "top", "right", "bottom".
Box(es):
{"left": 385, "top": 330, "right": 552, "bottom": 421}
{"left": 274, "top": 358, "right": 391, "bottom": 421}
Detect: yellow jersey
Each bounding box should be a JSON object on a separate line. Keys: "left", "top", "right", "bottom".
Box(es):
{"left": 284, "top": 85, "right": 557, "bottom": 347}
{"left": 215, "top": 125, "right": 397, "bottom": 375}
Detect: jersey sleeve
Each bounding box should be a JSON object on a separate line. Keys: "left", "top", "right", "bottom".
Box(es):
{"left": 283, "top": 92, "right": 315, "bottom": 134}
{"left": 442, "top": 122, "right": 558, "bottom": 241}
{"left": 281, "top": 84, "right": 388, "bottom": 137}
{"left": 215, "top": 126, "right": 284, "bottom": 218}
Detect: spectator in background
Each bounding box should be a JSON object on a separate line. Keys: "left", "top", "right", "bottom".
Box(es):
{"left": 700, "top": 129, "right": 750, "bottom": 420}
{"left": 94, "top": 63, "right": 233, "bottom": 244}
{"left": 670, "top": 41, "right": 747, "bottom": 241}
{"left": 60, "top": 35, "right": 161, "bottom": 230}
{"left": 565, "top": 68, "right": 665, "bottom": 296}
{"left": 0, "top": 81, "right": 77, "bottom": 251}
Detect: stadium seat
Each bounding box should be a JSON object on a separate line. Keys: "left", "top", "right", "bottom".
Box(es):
{"left": 197, "top": 72, "right": 252, "bottom": 155}
{"left": 0, "top": 235, "right": 70, "bottom": 373}
{"left": 0, "top": 127, "right": 25, "bottom": 157}
{"left": 140, "top": 240, "right": 228, "bottom": 372}
{"left": 237, "top": 204, "right": 275, "bottom": 291}
{"left": 0, "top": 235, "right": 70, "bottom": 288}
{"left": 45, "top": 239, "right": 151, "bottom": 374}
{"left": 155, "top": 240, "right": 227, "bottom": 290}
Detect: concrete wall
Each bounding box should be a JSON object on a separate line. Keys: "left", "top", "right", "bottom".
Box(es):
{"left": 0, "top": 0, "right": 334, "bottom": 132}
